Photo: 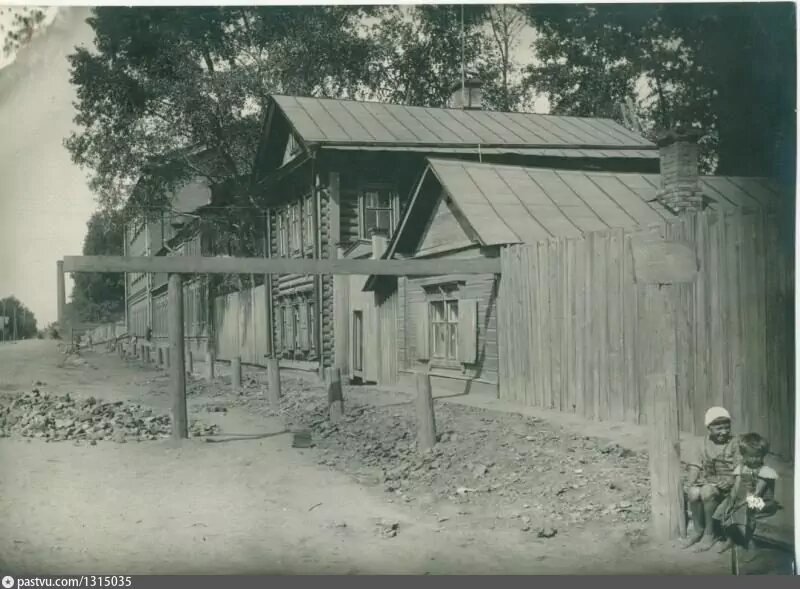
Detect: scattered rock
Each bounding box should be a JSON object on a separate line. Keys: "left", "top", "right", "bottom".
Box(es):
{"left": 537, "top": 527, "right": 558, "bottom": 539}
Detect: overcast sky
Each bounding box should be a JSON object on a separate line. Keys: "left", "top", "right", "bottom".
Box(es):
{"left": 0, "top": 7, "right": 96, "bottom": 327}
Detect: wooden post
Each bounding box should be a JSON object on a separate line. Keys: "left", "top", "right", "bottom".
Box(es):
{"left": 165, "top": 347, "right": 170, "bottom": 369}
{"left": 632, "top": 238, "right": 697, "bottom": 542}
{"left": 327, "top": 367, "right": 344, "bottom": 422}
{"left": 56, "top": 261, "right": 65, "bottom": 334}
{"left": 144, "top": 345, "right": 151, "bottom": 364}
{"left": 168, "top": 273, "right": 188, "bottom": 440}
{"left": 415, "top": 370, "right": 437, "bottom": 452}
{"left": 206, "top": 348, "right": 216, "bottom": 380}
{"left": 232, "top": 356, "right": 242, "bottom": 393}
{"left": 268, "top": 357, "right": 281, "bottom": 405}
{"left": 186, "top": 349, "right": 193, "bottom": 376}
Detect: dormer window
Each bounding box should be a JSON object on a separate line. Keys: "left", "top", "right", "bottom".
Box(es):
{"left": 282, "top": 134, "right": 303, "bottom": 166}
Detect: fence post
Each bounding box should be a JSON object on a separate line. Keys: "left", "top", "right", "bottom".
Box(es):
{"left": 326, "top": 367, "right": 344, "bottom": 422}
{"left": 168, "top": 273, "right": 188, "bottom": 440}
{"left": 415, "top": 369, "right": 437, "bottom": 452}
{"left": 267, "top": 357, "right": 281, "bottom": 405}
{"left": 232, "top": 356, "right": 242, "bottom": 393}
{"left": 206, "top": 348, "right": 216, "bottom": 380}
{"left": 632, "top": 238, "right": 697, "bottom": 541}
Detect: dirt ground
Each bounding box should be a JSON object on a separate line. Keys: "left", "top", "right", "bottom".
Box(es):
{"left": 0, "top": 340, "right": 793, "bottom": 575}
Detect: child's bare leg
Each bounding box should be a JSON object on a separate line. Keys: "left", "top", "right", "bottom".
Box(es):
{"left": 682, "top": 487, "right": 705, "bottom": 548}
{"left": 693, "top": 486, "right": 721, "bottom": 552}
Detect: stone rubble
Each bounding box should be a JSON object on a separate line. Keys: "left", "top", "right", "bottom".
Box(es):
{"left": 0, "top": 389, "right": 220, "bottom": 443}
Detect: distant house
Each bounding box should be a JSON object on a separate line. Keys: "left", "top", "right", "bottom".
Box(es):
{"left": 252, "top": 77, "right": 660, "bottom": 376}
{"left": 123, "top": 149, "right": 225, "bottom": 354}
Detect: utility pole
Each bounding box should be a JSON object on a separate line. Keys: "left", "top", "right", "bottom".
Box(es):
{"left": 13, "top": 306, "right": 17, "bottom": 341}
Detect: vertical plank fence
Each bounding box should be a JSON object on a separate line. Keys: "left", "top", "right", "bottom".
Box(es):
{"left": 498, "top": 210, "right": 794, "bottom": 458}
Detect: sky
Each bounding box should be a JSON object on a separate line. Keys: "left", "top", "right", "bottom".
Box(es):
{"left": 0, "top": 7, "right": 97, "bottom": 327}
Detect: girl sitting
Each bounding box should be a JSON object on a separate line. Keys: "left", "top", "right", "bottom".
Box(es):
{"left": 713, "top": 433, "right": 779, "bottom": 558}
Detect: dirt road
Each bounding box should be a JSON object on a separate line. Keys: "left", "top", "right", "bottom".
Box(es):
{"left": 0, "top": 340, "right": 790, "bottom": 574}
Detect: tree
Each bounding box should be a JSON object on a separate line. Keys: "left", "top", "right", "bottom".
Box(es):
{"left": 365, "top": 5, "right": 488, "bottom": 107}
{"left": 480, "top": 5, "right": 531, "bottom": 112}
{"left": 0, "top": 296, "right": 38, "bottom": 340}
{"left": 1, "top": 6, "right": 46, "bottom": 58}
{"left": 65, "top": 7, "right": 375, "bottom": 214}
{"left": 523, "top": 3, "right": 796, "bottom": 183}
{"left": 69, "top": 209, "right": 125, "bottom": 323}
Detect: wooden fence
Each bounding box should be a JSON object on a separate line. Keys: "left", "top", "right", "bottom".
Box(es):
{"left": 498, "top": 210, "right": 794, "bottom": 458}
{"left": 213, "top": 284, "right": 269, "bottom": 366}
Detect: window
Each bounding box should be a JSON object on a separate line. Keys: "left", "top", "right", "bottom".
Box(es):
{"left": 430, "top": 299, "right": 459, "bottom": 361}
{"left": 361, "top": 188, "right": 394, "bottom": 238}
{"left": 289, "top": 204, "right": 301, "bottom": 253}
{"left": 277, "top": 209, "right": 288, "bottom": 257}
{"left": 304, "top": 196, "right": 314, "bottom": 254}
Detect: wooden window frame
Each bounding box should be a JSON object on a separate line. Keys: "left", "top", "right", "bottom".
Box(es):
{"left": 303, "top": 195, "right": 314, "bottom": 257}
{"left": 289, "top": 203, "right": 301, "bottom": 254}
{"left": 425, "top": 283, "right": 461, "bottom": 369}
{"left": 359, "top": 184, "right": 397, "bottom": 240}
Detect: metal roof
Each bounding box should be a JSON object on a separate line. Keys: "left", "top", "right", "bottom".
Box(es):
{"left": 272, "top": 95, "right": 656, "bottom": 152}
{"left": 329, "top": 145, "right": 658, "bottom": 159}
{"left": 420, "top": 159, "right": 785, "bottom": 246}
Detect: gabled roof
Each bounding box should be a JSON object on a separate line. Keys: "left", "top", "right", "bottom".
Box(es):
{"left": 364, "top": 159, "right": 785, "bottom": 291}
{"left": 271, "top": 95, "right": 656, "bottom": 152}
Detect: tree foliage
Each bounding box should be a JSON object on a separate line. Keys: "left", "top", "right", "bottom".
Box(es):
{"left": 0, "top": 296, "right": 38, "bottom": 340}
{"left": 69, "top": 209, "right": 125, "bottom": 323}
{"left": 1, "top": 6, "right": 46, "bottom": 58}
{"left": 524, "top": 3, "right": 796, "bottom": 181}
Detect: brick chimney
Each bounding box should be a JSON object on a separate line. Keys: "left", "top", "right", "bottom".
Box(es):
{"left": 449, "top": 68, "right": 482, "bottom": 110}
{"left": 656, "top": 128, "right": 705, "bottom": 214}
{"left": 370, "top": 228, "right": 389, "bottom": 260}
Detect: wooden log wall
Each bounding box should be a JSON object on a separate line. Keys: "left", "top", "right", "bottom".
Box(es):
{"left": 498, "top": 210, "right": 794, "bottom": 458}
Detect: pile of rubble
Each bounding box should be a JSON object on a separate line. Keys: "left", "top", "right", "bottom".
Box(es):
{"left": 251, "top": 381, "right": 651, "bottom": 531}
{"left": 0, "top": 389, "right": 220, "bottom": 443}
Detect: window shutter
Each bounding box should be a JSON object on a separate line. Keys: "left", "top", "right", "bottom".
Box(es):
{"left": 458, "top": 299, "right": 478, "bottom": 364}
{"left": 414, "top": 302, "right": 429, "bottom": 361}
{"left": 299, "top": 301, "right": 309, "bottom": 350}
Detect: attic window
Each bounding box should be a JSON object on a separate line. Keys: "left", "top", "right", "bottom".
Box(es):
{"left": 282, "top": 134, "right": 302, "bottom": 165}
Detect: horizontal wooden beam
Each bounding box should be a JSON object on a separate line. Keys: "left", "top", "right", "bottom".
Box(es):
{"left": 62, "top": 255, "right": 501, "bottom": 276}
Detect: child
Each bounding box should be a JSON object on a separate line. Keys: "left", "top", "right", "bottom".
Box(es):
{"left": 683, "top": 406, "right": 739, "bottom": 551}
{"left": 713, "top": 433, "right": 779, "bottom": 558}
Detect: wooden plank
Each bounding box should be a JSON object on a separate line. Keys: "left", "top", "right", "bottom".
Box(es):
{"left": 574, "top": 235, "right": 586, "bottom": 418}
{"left": 62, "top": 255, "right": 502, "bottom": 277}
{"left": 693, "top": 212, "right": 710, "bottom": 434}
{"left": 560, "top": 237, "right": 570, "bottom": 413}
{"left": 497, "top": 251, "right": 508, "bottom": 400}
{"left": 622, "top": 231, "right": 639, "bottom": 425}
{"left": 708, "top": 214, "right": 725, "bottom": 409}
{"left": 549, "top": 238, "right": 562, "bottom": 410}
{"left": 458, "top": 299, "right": 479, "bottom": 364}
{"left": 752, "top": 213, "right": 770, "bottom": 439}
{"left": 565, "top": 238, "right": 577, "bottom": 413}
{"left": 727, "top": 212, "right": 746, "bottom": 432}
{"left": 538, "top": 242, "right": 551, "bottom": 409}
{"left": 607, "top": 228, "right": 624, "bottom": 423}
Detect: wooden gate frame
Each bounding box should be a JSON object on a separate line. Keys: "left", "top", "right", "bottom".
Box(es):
{"left": 57, "top": 254, "right": 501, "bottom": 438}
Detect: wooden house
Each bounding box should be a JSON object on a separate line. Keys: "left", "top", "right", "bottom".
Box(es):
{"left": 124, "top": 150, "right": 221, "bottom": 355}
{"left": 252, "top": 83, "right": 660, "bottom": 376}
{"left": 363, "top": 132, "right": 794, "bottom": 459}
